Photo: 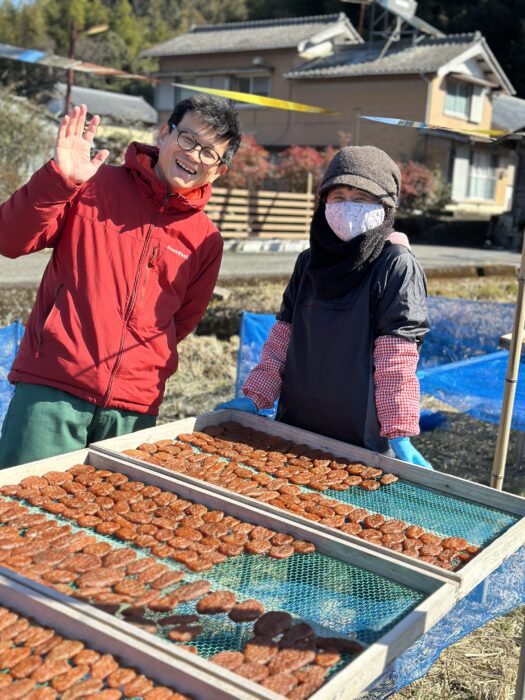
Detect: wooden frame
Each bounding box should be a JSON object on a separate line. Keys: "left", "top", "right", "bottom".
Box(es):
{"left": 0, "top": 448, "right": 457, "bottom": 700}
{"left": 92, "top": 410, "right": 525, "bottom": 597}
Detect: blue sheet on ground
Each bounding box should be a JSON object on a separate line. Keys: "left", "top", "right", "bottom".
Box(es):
{"left": 418, "top": 350, "right": 525, "bottom": 430}
{"left": 0, "top": 321, "right": 23, "bottom": 432}
{"left": 418, "top": 297, "right": 514, "bottom": 369}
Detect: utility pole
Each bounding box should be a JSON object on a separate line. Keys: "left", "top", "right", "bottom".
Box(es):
{"left": 358, "top": 2, "right": 368, "bottom": 36}
{"left": 64, "top": 21, "right": 109, "bottom": 115}
{"left": 65, "top": 18, "right": 77, "bottom": 114}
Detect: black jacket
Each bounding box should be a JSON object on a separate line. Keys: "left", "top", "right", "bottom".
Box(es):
{"left": 275, "top": 242, "right": 429, "bottom": 453}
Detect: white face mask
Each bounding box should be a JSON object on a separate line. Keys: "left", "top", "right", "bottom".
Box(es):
{"left": 325, "top": 201, "right": 385, "bottom": 241}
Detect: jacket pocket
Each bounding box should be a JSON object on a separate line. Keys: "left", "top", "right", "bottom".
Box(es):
{"left": 36, "top": 283, "right": 63, "bottom": 355}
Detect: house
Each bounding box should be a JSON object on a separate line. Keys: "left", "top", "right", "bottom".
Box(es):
{"left": 486, "top": 95, "right": 525, "bottom": 248}
{"left": 47, "top": 83, "right": 158, "bottom": 144}
{"left": 143, "top": 12, "right": 516, "bottom": 215}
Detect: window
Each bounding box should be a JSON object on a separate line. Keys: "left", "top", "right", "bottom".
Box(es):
{"left": 232, "top": 74, "right": 270, "bottom": 99}
{"left": 164, "top": 73, "right": 270, "bottom": 110}
{"left": 155, "top": 82, "right": 176, "bottom": 111}
{"left": 174, "top": 76, "right": 229, "bottom": 105}
{"left": 468, "top": 151, "right": 498, "bottom": 201}
{"left": 444, "top": 79, "right": 472, "bottom": 119}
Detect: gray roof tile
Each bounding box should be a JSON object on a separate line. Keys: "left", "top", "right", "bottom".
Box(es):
{"left": 50, "top": 83, "right": 158, "bottom": 124}
{"left": 492, "top": 95, "right": 525, "bottom": 132}
{"left": 285, "top": 33, "right": 481, "bottom": 78}
{"left": 141, "top": 13, "right": 358, "bottom": 57}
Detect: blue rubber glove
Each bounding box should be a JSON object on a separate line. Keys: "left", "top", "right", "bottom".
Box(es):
{"left": 214, "top": 397, "right": 258, "bottom": 414}
{"left": 389, "top": 437, "right": 433, "bottom": 469}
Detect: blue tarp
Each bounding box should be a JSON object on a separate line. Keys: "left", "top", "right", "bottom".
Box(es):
{"left": 418, "top": 350, "right": 525, "bottom": 430}
{"left": 419, "top": 297, "right": 514, "bottom": 369}
{"left": 0, "top": 321, "right": 23, "bottom": 432}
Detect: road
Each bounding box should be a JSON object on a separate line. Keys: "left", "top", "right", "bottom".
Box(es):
{"left": 219, "top": 244, "right": 522, "bottom": 278}
{"left": 0, "top": 243, "right": 521, "bottom": 286}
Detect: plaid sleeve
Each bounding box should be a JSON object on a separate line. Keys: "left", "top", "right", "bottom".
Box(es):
{"left": 373, "top": 335, "right": 421, "bottom": 438}
{"left": 242, "top": 320, "right": 291, "bottom": 409}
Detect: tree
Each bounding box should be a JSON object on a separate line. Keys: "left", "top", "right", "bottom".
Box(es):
{"left": 85, "top": 0, "right": 110, "bottom": 27}
{"left": 276, "top": 145, "right": 325, "bottom": 192}
{"left": 110, "top": 0, "right": 140, "bottom": 61}
{"left": 18, "top": 2, "right": 49, "bottom": 49}
{"left": 220, "top": 134, "right": 271, "bottom": 189}
{"left": 44, "top": 0, "right": 89, "bottom": 53}
{"left": 397, "top": 161, "right": 436, "bottom": 213}
{"left": 141, "top": 0, "right": 172, "bottom": 46}
{"left": 246, "top": 0, "right": 340, "bottom": 21}
{"left": 416, "top": 0, "right": 525, "bottom": 98}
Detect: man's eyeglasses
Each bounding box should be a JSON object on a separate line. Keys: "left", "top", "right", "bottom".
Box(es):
{"left": 168, "top": 123, "right": 225, "bottom": 167}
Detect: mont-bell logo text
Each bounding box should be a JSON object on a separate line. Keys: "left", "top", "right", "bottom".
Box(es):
{"left": 167, "top": 245, "right": 189, "bottom": 260}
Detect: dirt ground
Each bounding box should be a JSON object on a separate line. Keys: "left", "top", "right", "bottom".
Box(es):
{"left": 0, "top": 274, "right": 523, "bottom": 700}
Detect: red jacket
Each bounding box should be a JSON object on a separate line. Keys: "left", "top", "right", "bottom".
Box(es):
{"left": 0, "top": 143, "right": 223, "bottom": 415}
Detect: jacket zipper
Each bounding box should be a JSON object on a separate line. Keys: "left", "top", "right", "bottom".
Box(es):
{"left": 101, "top": 194, "right": 170, "bottom": 407}
{"left": 139, "top": 244, "right": 159, "bottom": 307}
{"left": 35, "top": 283, "right": 63, "bottom": 359}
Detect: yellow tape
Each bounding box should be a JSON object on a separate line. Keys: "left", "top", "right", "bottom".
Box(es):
{"left": 172, "top": 83, "right": 338, "bottom": 114}
{"left": 361, "top": 115, "right": 507, "bottom": 140}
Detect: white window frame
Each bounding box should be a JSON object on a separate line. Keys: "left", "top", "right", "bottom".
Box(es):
{"left": 231, "top": 73, "right": 271, "bottom": 108}
{"left": 467, "top": 151, "right": 498, "bottom": 202}
{"left": 444, "top": 78, "right": 472, "bottom": 120}
{"left": 167, "top": 72, "right": 271, "bottom": 110}
{"left": 173, "top": 76, "right": 230, "bottom": 105}
{"left": 155, "top": 81, "right": 176, "bottom": 111}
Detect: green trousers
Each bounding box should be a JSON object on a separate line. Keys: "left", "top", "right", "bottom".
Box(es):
{"left": 0, "top": 383, "right": 156, "bottom": 468}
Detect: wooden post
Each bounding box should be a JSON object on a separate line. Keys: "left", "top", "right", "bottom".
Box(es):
{"left": 247, "top": 182, "right": 255, "bottom": 238}
{"left": 65, "top": 18, "right": 77, "bottom": 115}
{"left": 515, "top": 611, "right": 525, "bottom": 700}
{"left": 491, "top": 232, "right": 525, "bottom": 490}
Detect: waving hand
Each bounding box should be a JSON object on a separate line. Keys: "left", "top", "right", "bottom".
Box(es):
{"left": 54, "top": 104, "right": 109, "bottom": 184}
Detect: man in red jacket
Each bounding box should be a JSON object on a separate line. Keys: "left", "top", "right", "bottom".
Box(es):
{"left": 0, "top": 95, "right": 241, "bottom": 467}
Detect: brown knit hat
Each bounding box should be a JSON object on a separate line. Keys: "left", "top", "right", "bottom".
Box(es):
{"left": 319, "top": 145, "right": 401, "bottom": 208}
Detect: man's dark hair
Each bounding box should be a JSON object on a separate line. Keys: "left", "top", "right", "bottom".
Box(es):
{"left": 168, "top": 95, "right": 241, "bottom": 165}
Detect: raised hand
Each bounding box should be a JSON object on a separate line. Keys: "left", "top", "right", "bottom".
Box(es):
{"left": 54, "top": 104, "right": 109, "bottom": 184}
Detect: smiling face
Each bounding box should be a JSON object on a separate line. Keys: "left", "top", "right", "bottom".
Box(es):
{"left": 154, "top": 111, "right": 229, "bottom": 194}
{"left": 325, "top": 186, "right": 381, "bottom": 205}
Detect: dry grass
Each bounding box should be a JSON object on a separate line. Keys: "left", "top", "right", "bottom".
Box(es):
{"left": 426, "top": 276, "right": 518, "bottom": 303}
{"left": 161, "top": 334, "right": 239, "bottom": 422}
{"left": 394, "top": 607, "right": 524, "bottom": 700}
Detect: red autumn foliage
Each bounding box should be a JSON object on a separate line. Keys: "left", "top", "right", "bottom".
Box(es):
{"left": 219, "top": 134, "right": 271, "bottom": 190}
{"left": 276, "top": 145, "right": 326, "bottom": 192}
{"left": 398, "top": 160, "right": 436, "bottom": 212}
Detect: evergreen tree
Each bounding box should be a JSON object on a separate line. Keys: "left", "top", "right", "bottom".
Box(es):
{"left": 85, "top": 0, "right": 110, "bottom": 28}
{"left": 44, "top": 0, "right": 88, "bottom": 53}
{"left": 110, "top": 0, "right": 140, "bottom": 59}
{"left": 417, "top": 0, "right": 525, "bottom": 97}
{"left": 18, "top": 2, "right": 50, "bottom": 49}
